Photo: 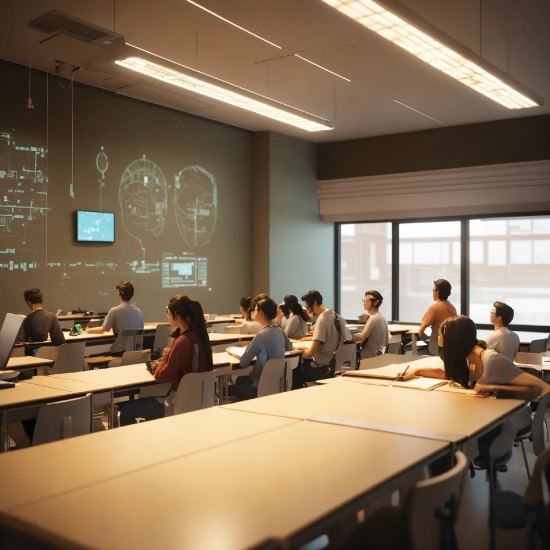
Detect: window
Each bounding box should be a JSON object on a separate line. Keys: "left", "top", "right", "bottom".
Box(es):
{"left": 339, "top": 222, "right": 392, "bottom": 320}
{"left": 399, "top": 221, "right": 461, "bottom": 323}
{"left": 470, "top": 216, "right": 550, "bottom": 326}
{"left": 338, "top": 214, "right": 550, "bottom": 330}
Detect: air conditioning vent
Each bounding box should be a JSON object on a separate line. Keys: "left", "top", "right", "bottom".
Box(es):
{"left": 29, "top": 10, "right": 123, "bottom": 44}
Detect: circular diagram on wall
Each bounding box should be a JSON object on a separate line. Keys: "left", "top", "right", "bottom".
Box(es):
{"left": 173, "top": 166, "right": 217, "bottom": 247}
{"left": 119, "top": 155, "right": 168, "bottom": 247}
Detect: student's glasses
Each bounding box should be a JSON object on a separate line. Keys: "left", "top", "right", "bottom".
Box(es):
{"left": 362, "top": 298, "right": 374, "bottom": 303}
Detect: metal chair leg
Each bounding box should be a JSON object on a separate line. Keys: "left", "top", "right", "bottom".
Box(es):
{"left": 520, "top": 440, "right": 531, "bottom": 479}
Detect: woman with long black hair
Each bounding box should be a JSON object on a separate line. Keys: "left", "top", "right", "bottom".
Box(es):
{"left": 281, "top": 294, "right": 309, "bottom": 338}
{"left": 119, "top": 295, "right": 213, "bottom": 425}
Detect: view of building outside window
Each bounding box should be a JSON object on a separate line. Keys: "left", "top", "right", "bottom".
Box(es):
{"left": 340, "top": 222, "right": 392, "bottom": 320}
{"left": 399, "top": 221, "right": 461, "bottom": 323}
{"left": 470, "top": 216, "right": 550, "bottom": 326}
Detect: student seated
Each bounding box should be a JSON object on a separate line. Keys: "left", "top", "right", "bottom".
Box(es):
{"left": 418, "top": 279, "right": 457, "bottom": 355}
{"left": 86, "top": 281, "right": 144, "bottom": 356}
{"left": 293, "top": 290, "right": 351, "bottom": 388}
{"left": 119, "top": 295, "right": 213, "bottom": 425}
{"left": 485, "top": 301, "right": 520, "bottom": 361}
{"left": 404, "top": 315, "right": 549, "bottom": 461}
{"left": 279, "top": 294, "right": 309, "bottom": 339}
{"left": 234, "top": 295, "right": 262, "bottom": 334}
{"left": 353, "top": 290, "right": 388, "bottom": 359}
{"left": 17, "top": 288, "right": 65, "bottom": 346}
{"left": 228, "top": 295, "right": 292, "bottom": 400}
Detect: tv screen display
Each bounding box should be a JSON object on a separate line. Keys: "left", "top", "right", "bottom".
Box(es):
{"left": 76, "top": 211, "right": 115, "bottom": 243}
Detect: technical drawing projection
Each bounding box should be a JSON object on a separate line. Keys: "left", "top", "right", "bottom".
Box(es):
{"left": 0, "top": 131, "right": 48, "bottom": 272}
{"left": 119, "top": 155, "right": 167, "bottom": 253}
{"left": 173, "top": 166, "right": 217, "bottom": 247}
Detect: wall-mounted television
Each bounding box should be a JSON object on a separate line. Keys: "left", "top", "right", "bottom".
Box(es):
{"left": 76, "top": 210, "right": 115, "bottom": 243}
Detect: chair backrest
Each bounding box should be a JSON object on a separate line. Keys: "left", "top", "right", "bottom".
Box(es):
{"left": 404, "top": 451, "right": 468, "bottom": 550}
{"left": 115, "top": 329, "right": 144, "bottom": 352}
{"left": 257, "top": 358, "right": 297, "bottom": 397}
{"left": 529, "top": 338, "right": 549, "bottom": 353}
{"left": 172, "top": 370, "right": 216, "bottom": 415}
{"left": 224, "top": 325, "right": 242, "bottom": 334}
{"left": 335, "top": 342, "right": 357, "bottom": 373}
{"left": 531, "top": 391, "right": 550, "bottom": 456}
{"left": 515, "top": 352, "right": 543, "bottom": 365}
{"left": 152, "top": 324, "right": 172, "bottom": 351}
{"left": 47, "top": 342, "right": 86, "bottom": 374}
{"left": 33, "top": 394, "right": 92, "bottom": 446}
{"left": 386, "top": 333, "right": 403, "bottom": 354}
{"left": 120, "top": 349, "right": 151, "bottom": 366}
{"left": 522, "top": 445, "right": 550, "bottom": 507}
{"left": 35, "top": 345, "right": 60, "bottom": 362}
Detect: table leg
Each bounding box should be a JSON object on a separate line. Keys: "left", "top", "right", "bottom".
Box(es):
{"left": 411, "top": 333, "right": 418, "bottom": 355}
{"left": 0, "top": 412, "right": 7, "bottom": 452}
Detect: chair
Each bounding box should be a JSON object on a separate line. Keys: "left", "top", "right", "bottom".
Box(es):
{"left": 36, "top": 342, "right": 85, "bottom": 374}
{"left": 385, "top": 333, "right": 403, "bottom": 354}
{"left": 32, "top": 394, "right": 93, "bottom": 446}
{"left": 224, "top": 325, "right": 242, "bottom": 334}
{"left": 359, "top": 353, "right": 417, "bottom": 370}
{"left": 334, "top": 342, "right": 357, "bottom": 373}
{"left": 516, "top": 352, "right": 543, "bottom": 365}
{"left": 494, "top": 445, "right": 550, "bottom": 548}
{"left": 515, "top": 391, "right": 550, "bottom": 479}
{"left": 529, "top": 336, "right": 550, "bottom": 353}
{"left": 152, "top": 323, "right": 172, "bottom": 353}
{"left": 172, "top": 370, "right": 216, "bottom": 415}
{"left": 345, "top": 451, "right": 468, "bottom": 550}
{"left": 108, "top": 349, "right": 151, "bottom": 368}
{"left": 117, "top": 328, "right": 145, "bottom": 352}
{"left": 257, "top": 357, "right": 299, "bottom": 397}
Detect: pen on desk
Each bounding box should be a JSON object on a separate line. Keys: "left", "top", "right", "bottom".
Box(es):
{"left": 396, "top": 365, "right": 409, "bottom": 381}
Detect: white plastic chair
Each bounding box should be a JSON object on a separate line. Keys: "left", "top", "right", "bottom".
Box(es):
{"left": 257, "top": 357, "right": 299, "bottom": 397}
{"left": 385, "top": 333, "right": 403, "bottom": 354}
{"left": 115, "top": 328, "right": 145, "bottom": 352}
{"left": 334, "top": 342, "right": 357, "bottom": 373}
{"left": 36, "top": 342, "right": 86, "bottom": 374}
{"left": 32, "top": 394, "right": 93, "bottom": 446}
{"left": 152, "top": 323, "right": 172, "bottom": 351}
{"left": 108, "top": 349, "right": 151, "bottom": 368}
{"left": 172, "top": 370, "right": 216, "bottom": 415}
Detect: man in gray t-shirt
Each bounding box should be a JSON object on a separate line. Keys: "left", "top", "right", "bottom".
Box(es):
{"left": 292, "top": 290, "right": 351, "bottom": 388}
{"left": 485, "top": 301, "right": 520, "bottom": 361}
{"left": 353, "top": 290, "right": 388, "bottom": 359}
{"left": 86, "top": 281, "right": 144, "bottom": 354}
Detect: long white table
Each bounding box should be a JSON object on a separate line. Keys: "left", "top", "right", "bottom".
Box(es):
{"left": 0, "top": 417, "right": 448, "bottom": 549}
{"left": 223, "top": 380, "right": 524, "bottom": 446}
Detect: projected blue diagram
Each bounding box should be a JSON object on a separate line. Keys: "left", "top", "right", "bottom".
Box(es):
{"left": 174, "top": 166, "right": 217, "bottom": 247}
{"left": 0, "top": 131, "right": 48, "bottom": 272}
{"left": 77, "top": 211, "right": 115, "bottom": 242}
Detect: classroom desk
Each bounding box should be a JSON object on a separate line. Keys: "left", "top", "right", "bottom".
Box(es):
{"left": 223, "top": 381, "right": 524, "bottom": 446}
{"left": 0, "top": 383, "right": 75, "bottom": 452}
{"left": 0, "top": 420, "right": 448, "bottom": 550}
{"left": 206, "top": 315, "right": 235, "bottom": 325}
{"left": 5, "top": 356, "right": 54, "bottom": 374}
{"left": 208, "top": 332, "right": 254, "bottom": 344}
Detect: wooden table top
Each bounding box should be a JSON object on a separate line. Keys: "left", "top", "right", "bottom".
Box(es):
{"left": 0, "top": 420, "right": 447, "bottom": 550}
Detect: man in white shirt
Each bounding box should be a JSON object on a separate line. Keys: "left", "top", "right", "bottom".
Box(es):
{"left": 292, "top": 290, "right": 351, "bottom": 388}
{"left": 485, "top": 301, "right": 520, "bottom": 361}
{"left": 353, "top": 290, "right": 388, "bottom": 359}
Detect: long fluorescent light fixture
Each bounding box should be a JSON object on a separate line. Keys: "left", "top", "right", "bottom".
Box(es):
{"left": 115, "top": 54, "right": 332, "bottom": 132}
{"left": 322, "top": 0, "right": 542, "bottom": 109}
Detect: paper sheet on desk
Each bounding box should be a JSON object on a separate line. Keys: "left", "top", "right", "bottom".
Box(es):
{"left": 227, "top": 346, "right": 247, "bottom": 358}
{"left": 391, "top": 377, "right": 447, "bottom": 391}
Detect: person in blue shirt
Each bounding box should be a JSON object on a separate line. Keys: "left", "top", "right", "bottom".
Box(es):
{"left": 228, "top": 295, "right": 292, "bottom": 399}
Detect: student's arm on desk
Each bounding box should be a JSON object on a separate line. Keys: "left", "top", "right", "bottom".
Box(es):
{"left": 417, "top": 321, "right": 430, "bottom": 339}
{"left": 475, "top": 373, "right": 550, "bottom": 401}
{"left": 302, "top": 340, "right": 320, "bottom": 359}
{"left": 86, "top": 326, "right": 106, "bottom": 334}
{"left": 398, "top": 367, "right": 446, "bottom": 381}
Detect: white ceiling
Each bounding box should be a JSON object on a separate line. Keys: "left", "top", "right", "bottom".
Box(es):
{"left": 1, "top": 0, "right": 548, "bottom": 142}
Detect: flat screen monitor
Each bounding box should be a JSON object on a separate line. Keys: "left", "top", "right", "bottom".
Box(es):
{"left": 76, "top": 210, "right": 115, "bottom": 243}
{"left": 0, "top": 313, "right": 25, "bottom": 370}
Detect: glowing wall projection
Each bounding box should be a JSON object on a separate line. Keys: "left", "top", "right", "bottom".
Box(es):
{"left": 0, "top": 60, "right": 253, "bottom": 321}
